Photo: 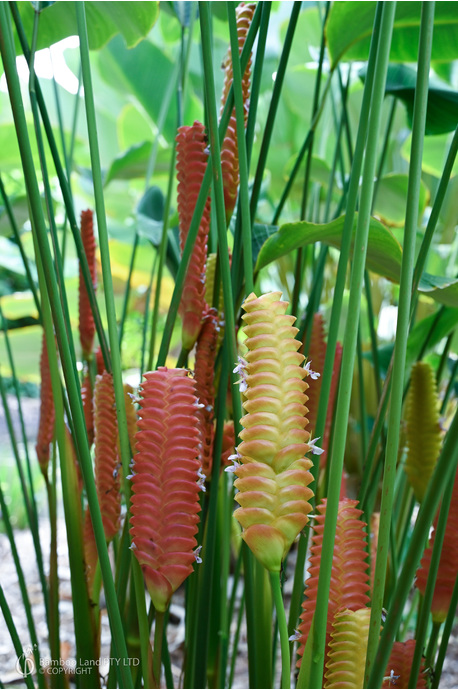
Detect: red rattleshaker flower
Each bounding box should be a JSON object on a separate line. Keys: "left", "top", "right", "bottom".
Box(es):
{"left": 78, "top": 209, "right": 97, "bottom": 360}
{"left": 81, "top": 371, "right": 94, "bottom": 448}
{"left": 416, "top": 468, "right": 458, "bottom": 623}
{"left": 297, "top": 499, "right": 370, "bottom": 670}
{"left": 94, "top": 372, "right": 121, "bottom": 542}
{"left": 129, "top": 368, "right": 202, "bottom": 612}
{"left": 382, "top": 640, "right": 427, "bottom": 689}
{"left": 194, "top": 308, "right": 219, "bottom": 477}
{"left": 36, "top": 333, "right": 55, "bottom": 475}
{"left": 219, "top": 3, "right": 256, "bottom": 222}
{"left": 176, "top": 121, "right": 211, "bottom": 351}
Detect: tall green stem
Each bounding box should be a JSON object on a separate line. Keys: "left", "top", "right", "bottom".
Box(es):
{"left": 365, "top": 5, "right": 435, "bottom": 683}
{"left": 270, "top": 573, "right": 290, "bottom": 690}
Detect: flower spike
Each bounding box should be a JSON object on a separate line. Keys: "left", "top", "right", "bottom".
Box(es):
{"left": 129, "top": 368, "right": 202, "bottom": 612}
{"left": 78, "top": 209, "right": 97, "bottom": 360}
{"left": 233, "top": 292, "right": 314, "bottom": 572}
{"left": 176, "top": 121, "right": 211, "bottom": 351}
{"left": 36, "top": 333, "right": 55, "bottom": 475}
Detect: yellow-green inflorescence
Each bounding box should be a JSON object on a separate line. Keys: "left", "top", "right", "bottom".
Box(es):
{"left": 229, "top": 292, "right": 320, "bottom": 572}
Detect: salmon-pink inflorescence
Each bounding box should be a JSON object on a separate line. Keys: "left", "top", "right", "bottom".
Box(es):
{"left": 81, "top": 371, "right": 94, "bottom": 448}
{"left": 94, "top": 372, "right": 121, "bottom": 542}
{"left": 381, "top": 640, "right": 427, "bottom": 689}
{"left": 36, "top": 333, "right": 55, "bottom": 475}
{"left": 297, "top": 498, "right": 370, "bottom": 668}
{"left": 129, "top": 368, "right": 202, "bottom": 612}
{"left": 194, "top": 308, "right": 219, "bottom": 477}
{"left": 416, "top": 468, "right": 458, "bottom": 623}
{"left": 176, "top": 121, "right": 211, "bottom": 351}
{"left": 219, "top": 3, "right": 256, "bottom": 223}
{"left": 232, "top": 292, "right": 315, "bottom": 572}
{"left": 78, "top": 209, "right": 97, "bottom": 360}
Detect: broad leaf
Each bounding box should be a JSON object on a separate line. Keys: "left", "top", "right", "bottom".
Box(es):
{"left": 361, "top": 64, "right": 458, "bottom": 135}
{"left": 256, "top": 214, "right": 403, "bottom": 283}
{"left": 15, "top": 1, "right": 159, "bottom": 52}
{"left": 104, "top": 142, "right": 171, "bottom": 185}
{"left": 373, "top": 174, "right": 429, "bottom": 228}
{"left": 402, "top": 133, "right": 458, "bottom": 178}
{"left": 326, "top": 2, "right": 458, "bottom": 68}
{"left": 419, "top": 273, "right": 458, "bottom": 308}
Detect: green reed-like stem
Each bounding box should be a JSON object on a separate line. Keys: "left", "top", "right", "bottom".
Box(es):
{"left": 366, "top": 5, "right": 435, "bottom": 683}
{"left": 369, "top": 405, "right": 458, "bottom": 687}
{"left": 228, "top": 1, "right": 253, "bottom": 295}
{"left": 304, "top": 5, "right": 396, "bottom": 687}
{"left": 119, "top": 232, "right": 139, "bottom": 345}
{"left": 0, "top": 584, "right": 35, "bottom": 690}
{"left": 270, "top": 573, "right": 290, "bottom": 689}
{"left": 409, "top": 462, "right": 455, "bottom": 688}
{"left": 251, "top": 1, "right": 301, "bottom": 223}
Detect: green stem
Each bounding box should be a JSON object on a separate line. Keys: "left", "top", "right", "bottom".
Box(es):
{"left": 365, "top": 5, "right": 435, "bottom": 683}
{"left": 0, "top": 584, "right": 35, "bottom": 690}
{"left": 368, "top": 406, "right": 458, "bottom": 687}
{"left": 152, "top": 611, "right": 165, "bottom": 688}
{"left": 270, "top": 572, "right": 291, "bottom": 689}
{"left": 305, "top": 5, "right": 396, "bottom": 687}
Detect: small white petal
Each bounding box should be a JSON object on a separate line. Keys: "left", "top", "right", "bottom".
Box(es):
{"left": 129, "top": 542, "right": 137, "bottom": 551}
{"left": 308, "top": 437, "right": 325, "bottom": 456}
{"left": 194, "top": 546, "right": 203, "bottom": 564}
{"left": 288, "top": 630, "right": 301, "bottom": 642}
{"left": 305, "top": 360, "right": 320, "bottom": 380}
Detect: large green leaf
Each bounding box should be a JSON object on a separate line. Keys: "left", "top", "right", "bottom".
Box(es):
{"left": 326, "top": 3, "right": 458, "bottom": 68}
{"left": 419, "top": 273, "right": 458, "bottom": 308}
{"left": 15, "top": 1, "right": 159, "bottom": 53}
{"left": 370, "top": 64, "right": 458, "bottom": 135}
{"left": 401, "top": 133, "right": 458, "bottom": 178}
{"left": 373, "top": 174, "right": 429, "bottom": 228}
{"left": 104, "top": 141, "right": 171, "bottom": 185}
{"left": 255, "top": 214, "right": 403, "bottom": 283}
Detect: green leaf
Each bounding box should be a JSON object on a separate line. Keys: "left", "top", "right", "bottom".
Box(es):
{"left": 401, "top": 133, "right": 458, "bottom": 178}
{"left": 418, "top": 273, "right": 458, "bottom": 308}
{"left": 362, "top": 64, "right": 458, "bottom": 135}
{"left": 252, "top": 223, "right": 278, "bottom": 267}
{"left": 256, "top": 214, "right": 403, "bottom": 283}
{"left": 104, "top": 141, "right": 171, "bottom": 185}
{"left": 373, "top": 173, "right": 429, "bottom": 228}
{"left": 15, "top": 1, "right": 159, "bottom": 52}
{"left": 326, "top": 2, "right": 458, "bottom": 68}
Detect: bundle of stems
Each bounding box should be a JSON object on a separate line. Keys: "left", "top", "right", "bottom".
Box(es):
{"left": 0, "top": 1, "right": 457, "bottom": 689}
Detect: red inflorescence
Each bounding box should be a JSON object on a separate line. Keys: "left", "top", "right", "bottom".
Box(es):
{"left": 176, "top": 122, "right": 211, "bottom": 351}
{"left": 78, "top": 210, "right": 97, "bottom": 360}
{"left": 382, "top": 640, "right": 428, "bottom": 689}
{"left": 219, "top": 3, "right": 256, "bottom": 222}
{"left": 81, "top": 372, "right": 94, "bottom": 448}
{"left": 297, "top": 498, "right": 370, "bottom": 669}
{"left": 129, "top": 368, "right": 202, "bottom": 612}
{"left": 83, "top": 507, "right": 98, "bottom": 597}
{"left": 416, "top": 469, "right": 458, "bottom": 623}
{"left": 194, "top": 309, "right": 219, "bottom": 477}
{"left": 36, "top": 333, "right": 55, "bottom": 475}
{"left": 93, "top": 372, "right": 121, "bottom": 542}
{"left": 221, "top": 421, "right": 236, "bottom": 469}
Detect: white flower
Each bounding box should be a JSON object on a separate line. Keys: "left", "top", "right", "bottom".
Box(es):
{"left": 288, "top": 630, "right": 301, "bottom": 642}
{"left": 305, "top": 360, "right": 320, "bottom": 380}
{"left": 233, "top": 356, "right": 249, "bottom": 392}
{"left": 193, "top": 546, "right": 203, "bottom": 564}
{"left": 197, "top": 467, "right": 207, "bottom": 491}
{"left": 308, "top": 437, "right": 325, "bottom": 456}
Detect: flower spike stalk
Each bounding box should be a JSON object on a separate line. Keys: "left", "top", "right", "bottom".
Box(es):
{"left": 176, "top": 121, "right": 211, "bottom": 351}
{"left": 233, "top": 292, "right": 315, "bottom": 572}
{"left": 219, "top": 2, "right": 256, "bottom": 223}
{"left": 94, "top": 372, "right": 121, "bottom": 542}
{"left": 129, "top": 367, "right": 202, "bottom": 612}
{"left": 404, "top": 361, "right": 442, "bottom": 503}
{"left": 78, "top": 209, "right": 97, "bottom": 360}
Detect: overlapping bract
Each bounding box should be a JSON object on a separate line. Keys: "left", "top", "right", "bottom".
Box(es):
{"left": 129, "top": 368, "right": 202, "bottom": 612}
{"left": 78, "top": 209, "right": 97, "bottom": 360}
{"left": 324, "top": 608, "right": 371, "bottom": 689}
{"left": 404, "top": 361, "right": 442, "bottom": 502}
{"left": 94, "top": 372, "right": 121, "bottom": 542}
{"left": 194, "top": 309, "right": 219, "bottom": 477}
{"left": 219, "top": 2, "right": 255, "bottom": 222}
{"left": 416, "top": 468, "right": 458, "bottom": 623}
{"left": 233, "top": 292, "right": 314, "bottom": 572}
{"left": 382, "top": 640, "right": 427, "bottom": 689}
{"left": 297, "top": 499, "right": 370, "bottom": 667}
{"left": 36, "top": 333, "right": 55, "bottom": 474}
{"left": 176, "top": 121, "right": 211, "bottom": 351}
